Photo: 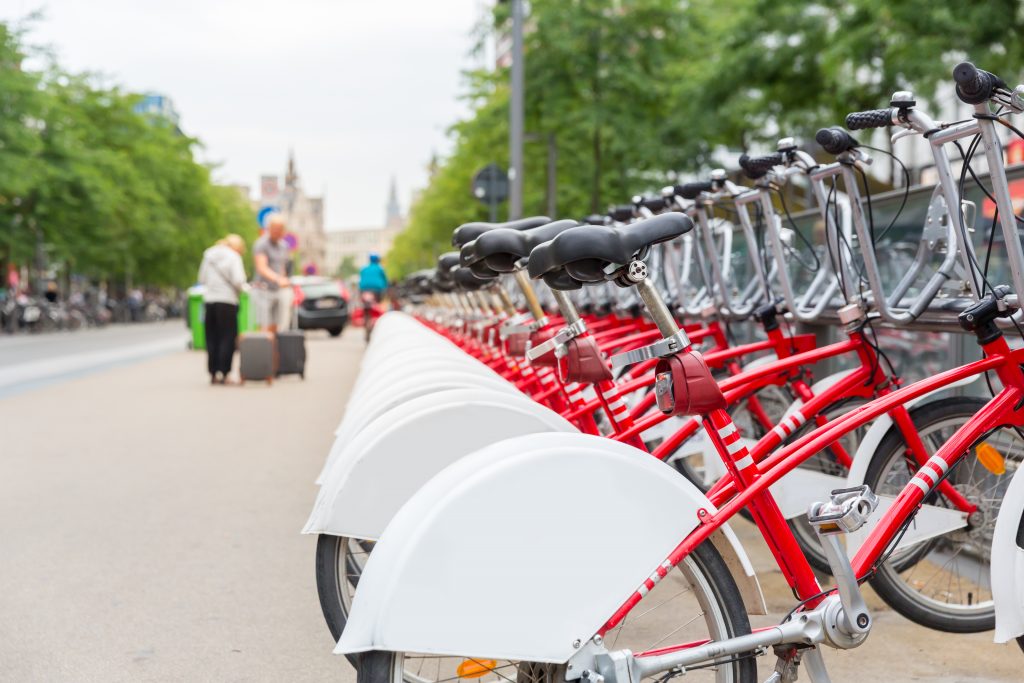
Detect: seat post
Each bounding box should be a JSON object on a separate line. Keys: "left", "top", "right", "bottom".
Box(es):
{"left": 513, "top": 268, "right": 547, "bottom": 323}
{"left": 492, "top": 284, "right": 518, "bottom": 317}
{"left": 634, "top": 274, "right": 680, "bottom": 338}
{"left": 551, "top": 290, "right": 581, "bottom": 325}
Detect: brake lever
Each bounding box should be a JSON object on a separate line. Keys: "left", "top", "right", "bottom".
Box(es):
{"left": 1010, "top": 85, "right": 1024, "bottom": 113}
{"left": 890, "top": 127, "right": 918, "bottom": 144}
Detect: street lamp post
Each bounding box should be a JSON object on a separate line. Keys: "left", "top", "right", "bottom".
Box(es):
{"left": 509, "top": 0, "right": 524, "bottom": 220}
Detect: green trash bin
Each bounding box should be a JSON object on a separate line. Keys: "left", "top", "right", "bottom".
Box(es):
{"left": 188, "top": 286, "right": 207, "bottom": 350}
{"left": 189, "top": 287, "right": 254, "bottom": 351}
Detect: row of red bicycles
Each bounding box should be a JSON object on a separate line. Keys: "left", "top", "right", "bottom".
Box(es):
{"left": 305, "top": 62, "right": 1024, "bottom": 682}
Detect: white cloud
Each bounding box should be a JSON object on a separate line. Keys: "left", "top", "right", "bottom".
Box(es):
{"left": 4, "top": 0, "right": 487, "bottom": 228}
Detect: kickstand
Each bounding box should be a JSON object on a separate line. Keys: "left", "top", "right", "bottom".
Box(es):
{"left": 764, "top": 645, "right": 831, "bottom": 683}
{"left": 800, "top": 648, "right": 831, "bottom": 683}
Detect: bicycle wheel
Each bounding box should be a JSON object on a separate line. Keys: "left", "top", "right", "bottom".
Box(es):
{"left": 355, "top": 541, "right": 756, "bottom": 683}
{"left": 865, "top": 396, "right": 1020, "bottom": 632}
{"left": 315, "top": 533, "right": 375, "bottom": 665}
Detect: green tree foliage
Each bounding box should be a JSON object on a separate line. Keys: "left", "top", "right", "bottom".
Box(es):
{"left": 0, "top": 22, "right": 257, "bottom": 289}
{"left": 335, "top": 254, "right": 359, "bottom": 279}
{"left": 389, "top": 0, "right": 1024, "bottom": 279}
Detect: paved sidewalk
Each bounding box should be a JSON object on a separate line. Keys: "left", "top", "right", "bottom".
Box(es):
{"left": 0, "top": 331, "right": 361, "bottom": 681}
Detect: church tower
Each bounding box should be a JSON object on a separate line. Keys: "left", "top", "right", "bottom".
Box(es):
{"left": 285, "top": 148, "right": 299, "bottom": 191}
{"left": 385, "top": 176, "right": 403, "bottom": 229}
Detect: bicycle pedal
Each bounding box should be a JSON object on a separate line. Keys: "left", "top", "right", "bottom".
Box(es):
{"left": 807, "top": 485, "right": 878, "bottom": 535}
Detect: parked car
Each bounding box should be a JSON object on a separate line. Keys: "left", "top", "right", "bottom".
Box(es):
{"left": 292, "top": 276, "right": 349, "bottom": 336}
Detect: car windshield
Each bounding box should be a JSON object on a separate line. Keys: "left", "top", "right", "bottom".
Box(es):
{"left": 302, "top": 283, "right": 341, "bottom": 298}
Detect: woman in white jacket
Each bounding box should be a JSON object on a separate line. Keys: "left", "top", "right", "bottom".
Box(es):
{"left": 198, "top": 234, "right": 247, "bottom": 384}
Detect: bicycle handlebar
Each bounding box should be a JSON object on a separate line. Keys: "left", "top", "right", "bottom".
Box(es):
{"left": 738, "top": 152, "right": 783, "bottom": 179}
{"left": 953, "top": 61, "right": 1006, "bottom": 105}
{"left": 608, "top": 205, "right": 635, "bottom": 223}
{"left": 675, "top": 181, "right": 714, "bottom": 199}
{"left": 845, "top": 108, "right": 894, "bottom": 130}
{"left": 641, "top": 196, "right": 668, "bottom": 212}
{"left": 815, "top": 127, "right": 860, "bottom": 155}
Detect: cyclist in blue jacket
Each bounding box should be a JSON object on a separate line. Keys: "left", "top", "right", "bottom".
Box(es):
{"left": 358, "top": 253, "right": 388, "bottom": 302}
{"left": 358, "top": 253, "right": 388, "bottom": 341}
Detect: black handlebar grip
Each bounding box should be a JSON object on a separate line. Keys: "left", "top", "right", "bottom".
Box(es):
{"left": 845, "top": 108, "right": 894, "bottom": 130}
{"left": 953, "top": 61, "right": 999, "bottom": 105}
{"left": 608, "top": 204, "right": 635, "bottom": 223}
{"left": 641, "top": 196, "right": 668, "bottom": 212}
{"left": 738, "top": 152, "right": 783, "bottom": 179}
{"left": 815, "top": 127, "right": 860, "bottom": 155}
{"left": 582, "top": 214, "right": 608, "bottom": 226}
{"left": 675, "top": 181, "right": 714, "bottom": 200}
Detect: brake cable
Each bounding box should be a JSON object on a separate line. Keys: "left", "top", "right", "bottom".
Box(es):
{"left": 858, "top": 144, "right": 912, "bottom": 244}
{"left": 773, "top": 185, "right": 822, "bottom": 272}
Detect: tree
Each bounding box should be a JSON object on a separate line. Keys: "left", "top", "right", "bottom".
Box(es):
{"left": 388, "top": 0, "right": 1024, "bottom": 280}
{"left": 0, "top": 20, "right": 258, "bottom": 291}
{"left": 389, "top": 0, "right": 694, "bottom": 277}
{"left": 335, "top": 255, "right": 359, "bottom": 279}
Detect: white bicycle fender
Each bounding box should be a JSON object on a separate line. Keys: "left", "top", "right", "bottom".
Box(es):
{"left": 335, "top": 432, "right": 763, "bottom": 663}
{"left": 845, "top": 375, "right": 979, "bottom": 554}
{"left": 333, "top": 368, "right": 518, "bottom": 438}
{"left": 319, "top": 371, "right": 520, "bottom": 484}
{"left": 305, "top": 389, "right": 578, "bottom": 539}
{"left": 349, "top": 356, "right": 497, "bottom": 402}
{"left": 993, "top": 464, "right": 1024, "bottom": 643}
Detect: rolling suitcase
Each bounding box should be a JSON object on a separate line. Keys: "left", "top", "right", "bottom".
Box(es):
{"left": 239, "top": 331, "right": 275, "bottom": 384}
{"left": 276, "top": 330, "right": 306, "bottom": 379}
{"left": 240, "top": 290, "right": 275, "bottom": 384}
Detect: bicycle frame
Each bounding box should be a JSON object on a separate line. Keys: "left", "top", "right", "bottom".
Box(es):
{"left": 595, "top": 324, "right": 1024, "bottom": 672}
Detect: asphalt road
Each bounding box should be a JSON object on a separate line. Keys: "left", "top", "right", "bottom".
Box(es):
{"left": 0, "top": 322, "right": 190, "bottom": 398}
{"left": 0, "top": 324, "right": 1020, "bottom": 681}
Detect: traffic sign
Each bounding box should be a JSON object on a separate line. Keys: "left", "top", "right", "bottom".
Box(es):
{"left": 472, "top": 163, "right": 508, "bottom": 222}
{"left": 472, "top": 163, "right": 509, "bottom": 204}
{"left": 257, "top": 206, "right": 277, "bottom": 229}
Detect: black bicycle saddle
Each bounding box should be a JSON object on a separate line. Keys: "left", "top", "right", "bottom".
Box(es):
{"left": 451, "top": 216, "right": 552, "bottom": 247}
{"left": 541, "top": 269, "right": 584, "bottom": 291}
{"left": 461, "top": 219, "right": 579, "bottom": 273}
{"left": 453, "top": 266, "right": 493, "bottom": 290}
{"left": 528, "top": 212, "right": 693, "bottom": 283}
{"left": 437, "top": 251, "right": 462, "bottom": 274}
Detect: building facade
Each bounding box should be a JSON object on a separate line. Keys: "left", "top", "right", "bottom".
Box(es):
{"left": 256, "top": 152, "right": 326, "bottom": 272}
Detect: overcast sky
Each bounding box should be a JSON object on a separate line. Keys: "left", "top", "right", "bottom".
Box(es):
{"left": 2, "top": 0, "right": 485, "bottom": 230}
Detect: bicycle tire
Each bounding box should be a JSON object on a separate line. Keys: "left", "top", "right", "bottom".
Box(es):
{"left": 315, "top": 533, "right": 370, "bottom": 668}
{"left": 864, "top": 395, "right": 1013, "bottom": 633}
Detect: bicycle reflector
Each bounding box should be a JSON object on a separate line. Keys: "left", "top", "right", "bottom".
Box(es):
{"left": 457, "top": 659, "right": 498, "bottom": 679}
{"left": 975, "top": 442, "right": 1006, "bottom": 475}
{"left": 654, "top": 370, "right": 676, "bottom": 414}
